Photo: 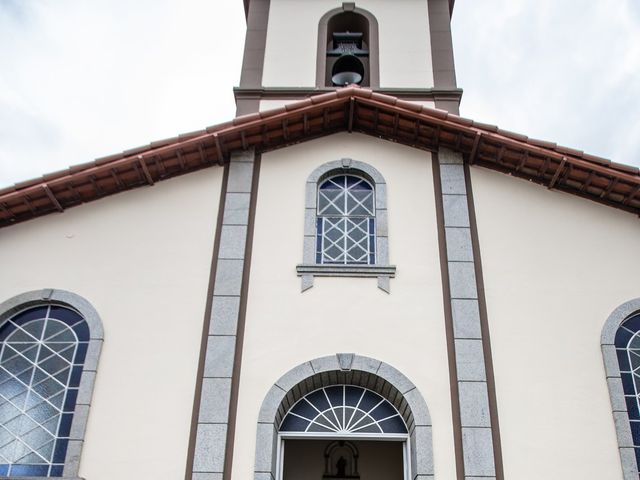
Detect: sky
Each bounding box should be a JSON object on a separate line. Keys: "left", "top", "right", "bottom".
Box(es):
{"left": 1, "top": 0, "right": 639, "bottom": 189}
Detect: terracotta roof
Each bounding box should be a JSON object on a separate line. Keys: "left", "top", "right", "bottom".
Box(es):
{"left": 1, "top": 86, "right": 639, "bottom": 229}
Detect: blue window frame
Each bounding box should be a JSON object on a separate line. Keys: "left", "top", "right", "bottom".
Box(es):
{"left": 0, "top": 305, "right": 89, "bottom": 477}
{"left": 316, "top": 174, "right": 376, "bottom": 265}
{"left": 615, "top": 312, "right": 640, "bottom": 470}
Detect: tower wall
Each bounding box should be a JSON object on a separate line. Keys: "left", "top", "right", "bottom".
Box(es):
{"left": 261, "top": 0, "right": 434, "bottom": 89}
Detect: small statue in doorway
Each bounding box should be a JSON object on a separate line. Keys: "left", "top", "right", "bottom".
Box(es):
{"left": 322, "top": 440, "right": 360, "bottom": 479}
{"left": 336, "top": 456, "right": 347, "bottom": 477}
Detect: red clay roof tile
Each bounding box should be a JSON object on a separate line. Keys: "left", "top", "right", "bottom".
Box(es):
{"left": 1, "top": 86, "right": 638, "bottom": 228}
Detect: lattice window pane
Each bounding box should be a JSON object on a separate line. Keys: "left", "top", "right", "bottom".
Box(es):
{"left": 0, "top": 306, "right": 89, "bottom": 477}
{"left": 318, "top": 189, "right": 345, "bottom": 216}
{"left": 346, "top": 189, "right": 374, "bottom": 216}
{"left": 317, "top": 175, "right": 376, "bottom": 265}
{"left": 615, "top": 313, "right": 640, "bottom": 473}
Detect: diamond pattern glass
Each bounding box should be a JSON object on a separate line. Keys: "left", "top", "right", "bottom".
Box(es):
{"left": 316, "top": 175, "right": 375, "bottom": 264}
{"left": 0, "top": 306, "right": 88, "bottom": 477}
{"left": 279, "top": 386, "right": 407, "bottom": 435}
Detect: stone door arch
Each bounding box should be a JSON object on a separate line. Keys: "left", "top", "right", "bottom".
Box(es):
{"left": 254, "top": 353, "right": 434, "bottom": 479}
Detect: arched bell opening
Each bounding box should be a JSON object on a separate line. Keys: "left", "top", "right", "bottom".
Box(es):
{"left": 254, "top": 355, "right": 434, "bottom": 480}
{"left": 325, "top": 12, "right": 370, "bottom": 87}
{"left": 317, "top": 6, "right": 379, "bottom": 88}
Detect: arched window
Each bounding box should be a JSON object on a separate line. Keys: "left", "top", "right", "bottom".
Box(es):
{"left": 316, "top": 175, "right": 375, "bottom": 265}
{"left": 614, "top": 312, "right": 640, "bottom": 473}
{"left": 0, "top": 290, "right": 103, "bottom": 479}
{"left": 0, "top": 305, "right": 88, "bottom": 476}
{"left": 297, "top": 159, "right": 395, "bottom": 292}
{"left": 602, "top": 299, "right": 640, "bottom": 479}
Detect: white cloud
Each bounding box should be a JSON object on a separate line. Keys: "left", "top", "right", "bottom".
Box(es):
{"left": 0, "top": 0, "right": 638, "bottom": 189}
{"left": 453, "top": 0, "right": 640, "bottom": 167}
{"left": 0, "top": 0, "right": 245, "bottom": 187}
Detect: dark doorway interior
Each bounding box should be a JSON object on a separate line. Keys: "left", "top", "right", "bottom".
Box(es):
{"left": 282, "top": 439, "right": 404, "bottom": 480}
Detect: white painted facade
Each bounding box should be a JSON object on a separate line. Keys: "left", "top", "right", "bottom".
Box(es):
{"left": 0, "top": 1, "right": 638, "bottom": 479}
{"left": 232, "top": 133, "right": 455, "bottom": 480}
{"left": 1, "top": 135, "right": 637, "bottom": 479}
{"left": 0, "top": 169, "right": 223, "bottom": 480}
{"left": 471, "top": 167, "right": 640, "bottom": 479}
{"left": 1, "top": 140, "right": 635, "bottom": 479}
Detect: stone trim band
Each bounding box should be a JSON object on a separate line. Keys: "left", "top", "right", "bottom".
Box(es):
{"left": 434, "top": 149, "right": 499, "bottom": 479}
{"left": 191, "top": 149, "right": 259, "bottom": 479}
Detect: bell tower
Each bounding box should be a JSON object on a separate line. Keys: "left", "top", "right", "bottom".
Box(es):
{"left": 234, "top": 0, "right": 461, "bottom": 116}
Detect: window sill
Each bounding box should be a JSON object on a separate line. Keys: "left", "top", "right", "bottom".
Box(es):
{"left": 296, "top": 264, "right": 396, "bottom": 293}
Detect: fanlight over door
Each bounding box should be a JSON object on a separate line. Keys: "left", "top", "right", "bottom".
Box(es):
{"left": 279, "top": 385, "right": 407, "bottom": 435}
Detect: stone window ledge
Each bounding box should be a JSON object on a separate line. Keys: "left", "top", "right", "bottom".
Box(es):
{"left": 301, "top": 159, "right": 392, "bottom": 293}
{"left": 296, "top": 264, "right": 396, "bottom": 293}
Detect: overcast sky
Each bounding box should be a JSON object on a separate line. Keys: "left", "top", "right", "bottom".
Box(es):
{"left": 1, "top": 0, "right": 639, "bottom": 188}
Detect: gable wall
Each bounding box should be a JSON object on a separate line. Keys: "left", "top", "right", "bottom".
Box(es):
{"left": 0, "top": 168, "right": 223, "bottom": 480}
{"left": 470, "top": 166, "right": 640, "bottom": 479}
{"left": 261, "top": 0, "right": 434, "bottom": 88}
{"left": 2, "top": 136, "right": 638, "bottom": 479}
{"left": 232, "top": 133, "right": 455, "bottom": 479}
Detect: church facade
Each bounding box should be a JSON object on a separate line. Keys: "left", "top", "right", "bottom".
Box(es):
{"left": 0, "top": 1, "right": 639, "bottom": 480}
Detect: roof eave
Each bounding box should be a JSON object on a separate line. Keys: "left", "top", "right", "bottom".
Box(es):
{"left": 1, "top": 86, "right": 638, "bottom": 229}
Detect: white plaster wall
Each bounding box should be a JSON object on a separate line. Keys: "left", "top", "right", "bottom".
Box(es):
{"left": 259, "top": 99, "right": 435, "bottom": 112}
{"left": 470, "top": 167, "right": 640, "bottom": 479}
{"left": 367, "top": 0, "right": 433, "bottom": 88}
{"left": 412, "top": 100, "right": 436, "bottom": 109}
{"left": 262, "top": 0, "right": 434, "bottom": 88}
{"left": 259, "top": 99, "right": 302, "bottom": 111}
{"left": 232, "top": 133, "right": 455, "bottom": 479}
{"left": 0, "top": 169, "right": 223, "bottom": 480}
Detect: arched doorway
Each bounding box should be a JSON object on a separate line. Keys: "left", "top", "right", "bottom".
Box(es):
{"left": 279, "top": 385, "right": 409, "bottom": 479}
{"left": 254, "top": 354, "right": 433, "bottom": 480}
